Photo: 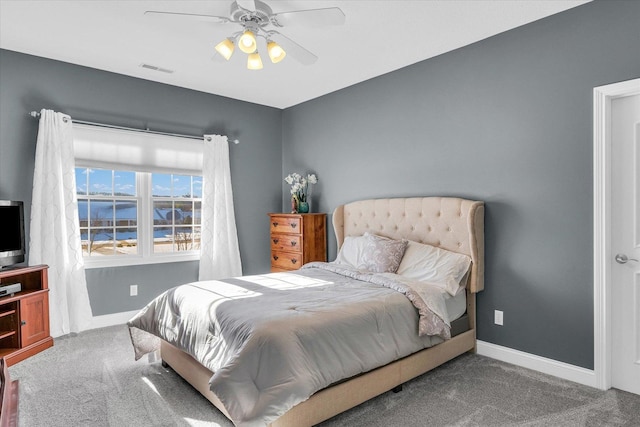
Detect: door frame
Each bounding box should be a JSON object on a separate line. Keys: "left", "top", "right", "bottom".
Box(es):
{"left": 593, "top": 78, "right": 640, "bottom": 390}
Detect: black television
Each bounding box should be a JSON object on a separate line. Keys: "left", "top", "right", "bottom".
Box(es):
{"left": 0, "top": 201, "right": 26, "bottom": 269}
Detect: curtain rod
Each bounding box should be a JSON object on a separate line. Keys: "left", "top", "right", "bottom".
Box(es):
{"left": 27, "top": 111, "right": 240, "bottom": 144}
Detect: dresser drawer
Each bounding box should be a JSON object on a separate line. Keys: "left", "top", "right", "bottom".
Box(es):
{"left": 270, "top": 216, "right": 301, "bottom": 235}
{"left": 271, "top": 235, "right": 302, "bottom": 252}
{"left": 271, "top": 251, "right": 302, "bottom": 270}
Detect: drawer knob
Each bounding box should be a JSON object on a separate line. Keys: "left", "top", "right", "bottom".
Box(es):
{"left": 290, "top": 223, "right": 297, "bottom": 229}
{"left": 273, "top": 238, "right": 279, "bottom": 244}
{"left": 290, "top": 241, "right": 297, "bottom": 247}
{"left": 291, "top": 259, "right": 297, "bottom": 264}
{"left": 273, "top": 255, "right": 279, "bottom": 261}
{"left": 20, "top": 320, "right": 26, "bottom": 326}
{"left": 272, "top": 222, "right": 279, "bottom": 227}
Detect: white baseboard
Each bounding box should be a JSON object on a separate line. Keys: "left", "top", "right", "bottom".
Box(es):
{"left": 89, "top": 309, "right": 139, "bottom": 330}
{"left": 476, "top": 340, "right": 597, "bottom": 388}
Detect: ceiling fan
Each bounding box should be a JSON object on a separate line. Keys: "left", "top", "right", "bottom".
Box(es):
{"left": 145, "top": 0, "right": 345, "bottom": 70}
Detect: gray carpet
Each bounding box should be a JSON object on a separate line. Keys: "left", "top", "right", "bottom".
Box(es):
{"left": 9, "top": 325, "right": 640, "bottom": 426}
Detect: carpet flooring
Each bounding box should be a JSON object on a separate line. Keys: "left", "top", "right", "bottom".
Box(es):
{"left": 9, "top": 325, "right": 640, "bottom": 426}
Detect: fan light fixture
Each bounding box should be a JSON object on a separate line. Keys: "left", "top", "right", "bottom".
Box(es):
{"left": 215, "top": 38, "right": 235, "bottom": 60}
{"left": 247, "top": 52, "right": 264, "bottom": 70}
{"left": 238, "top": 30, "right": 257, "bottom": 54}
{"left": 267, "top": 41, "right": 286, "bottom": 63}
{"left": 215, "top": 31, "right": 287, "bottom": 69}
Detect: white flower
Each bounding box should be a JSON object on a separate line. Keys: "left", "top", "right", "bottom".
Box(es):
{"left": 284, "top": 171, "right": 318, "bottom": 203}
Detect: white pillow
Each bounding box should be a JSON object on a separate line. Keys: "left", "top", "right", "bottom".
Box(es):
{"left": 396, "top": 240, "right": 471, "bottom": 296}
{"left": 334, "top": 235, "right": 368, "bottom": 268}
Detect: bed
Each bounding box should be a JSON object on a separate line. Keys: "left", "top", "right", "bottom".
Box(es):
{"left": 129, "top": 196, "right": 484, "bottom": 427}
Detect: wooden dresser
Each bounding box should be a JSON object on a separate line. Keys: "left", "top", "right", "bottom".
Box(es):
{"left": 269, "top": 213, "right": 327, "bottom": 272}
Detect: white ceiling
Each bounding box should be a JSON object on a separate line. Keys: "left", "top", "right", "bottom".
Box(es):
{"left": 0, "top": 0, "right": 589, "bottom": 109}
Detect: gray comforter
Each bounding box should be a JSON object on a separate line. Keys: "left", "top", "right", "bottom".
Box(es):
{"left": 128, "top": 262, "right": 451, "bottom": 427}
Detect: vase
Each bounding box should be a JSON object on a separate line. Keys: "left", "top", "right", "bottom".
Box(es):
{"left": 291, "top": 196, "right": 298, "bottom": 213}
{"left": 298, "top": 201, "right": 309, "bottom": 213}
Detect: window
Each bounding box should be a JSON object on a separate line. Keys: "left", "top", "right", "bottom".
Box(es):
{"left": 151, "top": 173, "right": 202, "bottom": 254}
{"left": 76, "top": 168, "right": 138, "bottom": 257}
{"left": 75, "top": 168, "right": 202, "bottom": 267}
{"left": 71, "top": 123, "right": 206, "bottom": 268}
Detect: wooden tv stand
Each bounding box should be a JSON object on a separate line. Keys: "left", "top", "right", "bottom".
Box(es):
{"left": 0, "top": 265, "right": 52, "bottom": 366}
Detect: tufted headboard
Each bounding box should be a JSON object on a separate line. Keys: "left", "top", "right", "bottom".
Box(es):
{"left": 332, "top": 197, "right": 484, "bottom": 293}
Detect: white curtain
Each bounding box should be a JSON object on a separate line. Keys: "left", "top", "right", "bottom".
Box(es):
{"left": 29, "top": 109, "right": 93, "bottom": 337}
{"left": 199, "top": 135, "right": 242, "bottom": 280}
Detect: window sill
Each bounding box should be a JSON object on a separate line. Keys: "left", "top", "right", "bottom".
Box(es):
{"left": 83, "top": 253, "right": 200, "bottom": 269}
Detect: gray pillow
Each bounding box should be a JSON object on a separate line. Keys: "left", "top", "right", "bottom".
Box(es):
{"left": 358, "top": 233, "right": 408, "bottom": 273}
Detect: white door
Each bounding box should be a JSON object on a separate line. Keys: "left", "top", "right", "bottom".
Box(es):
{"left": 611, "top": 93, "right": 640, "bottom": 395}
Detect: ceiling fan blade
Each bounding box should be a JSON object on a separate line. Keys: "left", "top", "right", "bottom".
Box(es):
{"left": 271, "top": 7, "right": 345, "bottom": 28}
{"left": 235, "top": 0, "right": 256, "bottom": 12}
{"left": 144, "top": 10, "right": 230, "bottom": 24}
{"left": 269, "top": 32, "right": 317, "bottom": 66}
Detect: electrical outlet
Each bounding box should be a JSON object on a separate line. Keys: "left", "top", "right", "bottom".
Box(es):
{"left": 494, "top": 310, "right": 504, "bottom": 326}
{"left": 130, "top": 284, "right": 138, "bottom": 297}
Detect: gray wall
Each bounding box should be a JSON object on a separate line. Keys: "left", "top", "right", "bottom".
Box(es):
{"left": 281, "top": 0, "right": 640, "bottom": 369}
{"left": 0, "top": 49, "right": 282, "bottom": 315}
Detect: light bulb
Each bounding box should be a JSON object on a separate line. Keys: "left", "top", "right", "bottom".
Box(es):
{"left": 238, "top": 30, "right": 257, "bottom": 54}
{"left": 247, "top": 52, "right": 263, "bottom": 70}
{"left": 214, "top": 38, "right": 235, "bottom": 60}
{"left": 267, "top": 41, "right": 286, "bottom": 63}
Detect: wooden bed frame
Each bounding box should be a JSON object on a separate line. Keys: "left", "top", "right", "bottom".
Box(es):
{"left": 161, "top": 197, "right": 484, "bottom": 426}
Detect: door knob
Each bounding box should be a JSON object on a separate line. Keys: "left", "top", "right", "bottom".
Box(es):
{"left": 615, "top": 253, "right": 638, "bottom": 264}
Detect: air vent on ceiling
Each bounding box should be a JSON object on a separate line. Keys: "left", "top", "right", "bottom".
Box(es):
{"left": 140, "top": 63, "right": 174, "bottom": 74}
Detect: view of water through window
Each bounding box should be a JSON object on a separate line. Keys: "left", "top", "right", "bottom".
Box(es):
{"left": 75, "top": 167, "right": 202, "bottom": 257}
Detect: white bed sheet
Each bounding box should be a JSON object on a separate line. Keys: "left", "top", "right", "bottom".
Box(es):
{"left": 444, "top": 290, "right": 467, "bottom": 323}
